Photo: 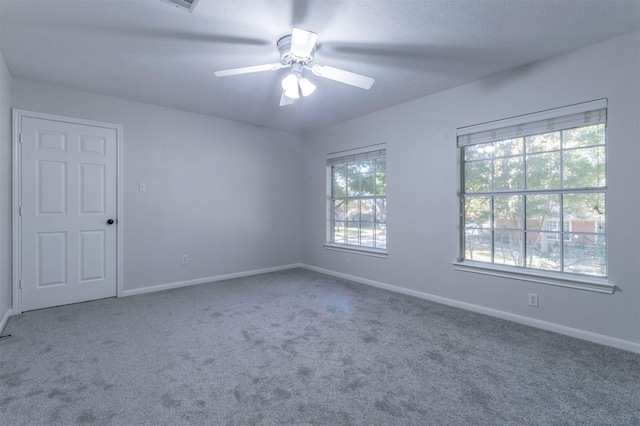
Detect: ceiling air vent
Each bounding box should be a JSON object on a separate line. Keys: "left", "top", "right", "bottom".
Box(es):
{"left": 160, "top": 0, "right": 200, "bottom": 13}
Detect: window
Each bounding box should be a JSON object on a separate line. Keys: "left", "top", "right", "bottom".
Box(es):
{"left": 326, "top": 145, "right": 387, "bottom": 254}
{"left": 544, "top": 220, "right": 571, "bottom": 242}
{"left": 457, "top": 100, "right": 608, "bottom": 286}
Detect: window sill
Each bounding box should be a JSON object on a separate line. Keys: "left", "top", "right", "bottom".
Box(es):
{"left": 452, "top": 261, "right": 615, "bottom": 294}
{"left": 324, "top": 243, "right": 388, "bottom": 258}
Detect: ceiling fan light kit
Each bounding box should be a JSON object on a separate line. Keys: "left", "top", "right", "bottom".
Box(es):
{"left": 298, "top": 78, "right": 316, "bottom": 97}
{"left": 214, "top": 28, "right": 375, "bottom": 107}
{"left": 281, "top": 63, "right": 316, "bottom": 102}
{"left": 281, "top": 72, "right": 300, "bottom": 99}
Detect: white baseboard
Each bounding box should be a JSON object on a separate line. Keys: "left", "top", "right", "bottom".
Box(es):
{"left": 301, "top": 264, "right": 640, "bottom": 355}
{"left": 0, "top": 308, "right": 14, "bottom": 335}
{"left": 122, "top": 263, "right": 303, "bottom": 297}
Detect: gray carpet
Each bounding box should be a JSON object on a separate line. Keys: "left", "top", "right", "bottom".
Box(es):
{"left": 1, "top": 268, "right": 639, "bottom": 425}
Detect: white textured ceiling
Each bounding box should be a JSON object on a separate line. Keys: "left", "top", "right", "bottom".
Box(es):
{"left": 2, "top": 0, "right": 640, "bottom": 133}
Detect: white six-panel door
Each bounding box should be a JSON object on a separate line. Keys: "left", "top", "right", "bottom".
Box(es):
{"left": 19, "top": 116, "right": 117, "bottom": 311}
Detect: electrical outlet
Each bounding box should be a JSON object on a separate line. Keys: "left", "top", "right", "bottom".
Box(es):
{"left": 182, "top": 255, "right": 188, "bottom": 265}
{"left": 346, "top": 258, "right": 351, "bottom": 268}
{"left": 139, "top": 182, "right": 147, "bottom": 192}
{"left": 528, "top": 293, "right": 538, "bottom": 307}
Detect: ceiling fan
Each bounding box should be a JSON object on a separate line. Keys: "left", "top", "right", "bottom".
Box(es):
{"left": 214, "top": 28, "right": 375, "bottom": 106}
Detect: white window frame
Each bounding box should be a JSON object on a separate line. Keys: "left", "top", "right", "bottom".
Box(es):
{"left": 453, "top": 100, "right": 614, "bottom": 294}
{"left": 324, "top": 144, "right": 388, "bottom": 258}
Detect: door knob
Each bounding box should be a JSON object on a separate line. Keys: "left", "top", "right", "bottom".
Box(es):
{"left": 107, "top": 219, "right": 115, "bottom": 225}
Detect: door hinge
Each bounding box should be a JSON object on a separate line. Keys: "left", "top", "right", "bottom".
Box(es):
{"left": 18, "top": 133, "right": 22, "bottom": 144}
{"left": 19, "top": 279, "right": 22, "bottom": 289}
{"left": 19, "top": 206, "right": 22, "bottom": 216}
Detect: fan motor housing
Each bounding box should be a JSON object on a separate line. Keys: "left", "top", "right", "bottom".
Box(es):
{"left": 277, "top": 35, "right": 316, "bottom": 65}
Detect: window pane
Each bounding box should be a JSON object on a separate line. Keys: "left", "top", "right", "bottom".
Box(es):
{"left": 563, "top": 193, "right": 606, "bottom": 277}
{"left": 360, "top": 223, "right": 374, "bottom": 247}
{"left": 563, "top": 146, "right": 605, "bottom": 188}
{"left": 375, "top": 224, "right": 387, "bottom": 249}
{"left": 465, "top": 143, "right": 493, "bottom": 161}
{"left": 333, "top": 200, "right": 346, "bottom": 221}
{"left": 494, "top": 156, "right": 524, "bottom": 191}
{"left": 526, "top": 151, "right": 561, "bottom": 189}
{"left": 494, "top": 230, "right": 523, "bottom": 266}
{"left": 564, "top": 238, "right": 606, "bottom": 276}
{"left": 525, "top": 231, "right": 561, "bottom": 271}
{"left": 363, "top": 160, "right": 376, "bottom": 172}
{"left": 526, "top": 132, "right": 561, "bottom": 153}
{"left": 494, "top": 138, "right": 523, "bottom": 158}
{"left": 465, "top": 229, "right": 492, "bottom": 262}
{"left": 346, "top": 199, "right": 360, "bottom": 222}
{"left": 494, "top": 195, "right": 523, "bottom": 230}
{"left": 346, "top": 163, "right": 360, "bottom": 196}
{"left": 347, "top": 223, "right": 359, "bottom": 245}
{"left": 465, "top": 196, "right": 491, "bottom": 229}
{"left": 526, "top": 194, "right": 560, "bottom": 231}
{"left": 465, "top": 160, "right": 492, "bottom": 192}
{"left": 375, "top": 171, "right": 386, "bottom": 195}
{"left": 333, "top": 165, "right": 347, "bottom": 197}
{"left": 360, "top": 198, "right": 375, "bottom": 223}
{"left": 375, "top": 199, "right": 387, "bottom": 224}
{"left": 375, "top": 157, "right": 387, "bottom": 196}
{"left": 359, "top": 173, "right": 375, "bottom": 196}
{"left": 563, "top": 124, "right": 605, "bottom": 149}
{"left": 333, "top": 221, "right": 346, "bottom": 244}
{"left": 359, "top": 160, "right": 376, "bottom": 195}
{"left": 564, "top": 193, "right": 605, "bottom": 221}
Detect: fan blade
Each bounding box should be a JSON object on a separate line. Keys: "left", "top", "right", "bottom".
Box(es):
{"left": 279, "top": 91, "right": 296, "bottom": 106}
{"left": 214, "top": 63, "right": 285, "bottom": 77}
{"left": 290, "top": 28, "right": 318, "bottom": 58}
{"left": 309, "top": 64, "right": 375, "bottom": 89}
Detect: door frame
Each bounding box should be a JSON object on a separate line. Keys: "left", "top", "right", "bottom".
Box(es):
{"left": 12, "top": 109, "right": 123, "bottom": 313}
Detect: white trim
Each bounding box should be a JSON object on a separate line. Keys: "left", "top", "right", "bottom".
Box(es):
{"left": 452, "top": 261, "right": 614, "bottom": 294}
{"left": 323, "top": 243, "right": 388, "bottom": 258}
{"left": 122, "top": 263, "right": 302, "bottom": 297}
{"left": 300, "top": 264, "right": 640, "bottom": 354}
{"left": 0, "top": 309, "right": 13, "bottom": 334}
{"left": 11, "top": 109, "right": 124, "bottom": 314}
{"left": 115, "top": 124, "right": 124, "bottom": 303}
{"left": 12, "top": 110, "right": 22, "bottom": 313}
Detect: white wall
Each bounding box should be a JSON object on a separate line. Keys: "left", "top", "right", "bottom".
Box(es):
{"left": 11, "top": 78, "right": 302, "bottom": 292}
{"left": 301, "top": 31, "right": 640, "bottom": 346}
{"left": 0, "top": 48, "right": 13, "bottom": 328}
